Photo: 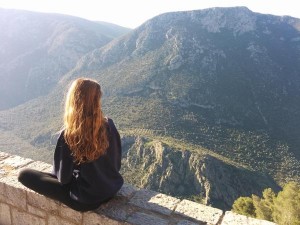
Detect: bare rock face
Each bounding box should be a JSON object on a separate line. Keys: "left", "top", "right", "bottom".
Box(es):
{"left": 197, "top": 7, "right": 256, "bottom": 35}
{"left": 121, "top": 136, "right": 279, "bottom": 210}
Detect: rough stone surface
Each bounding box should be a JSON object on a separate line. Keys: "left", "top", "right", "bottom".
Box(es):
{"left": 127, "top": 212, "right": 168, "bottom": 225}
{"left": 0, "top": 180, "right": 6, "bottom": 203}
{"left": 48, "top": 215, "right": 78, "bottom": 225}
{"left": 0, "top": 202, "right": 11, "bottom": 225}
{"left": 83, "top": 212, "right": 124, "bottom": 225}
{"left": 11, "top": 207, "right": 46, "bottom": 225}
{"left": 97, "top": 197, "right": 135, "bottom": 221}
{"left": 0, "top": 155, "right": 33, "bottom": 169}
{"left": 0, "top": 174, "right": 25, "bottom": 189}
{"left": 27, "top": 190, "right": 60, "bottom": 214}
{"left": 0, "top": 176, "right": 27, "bottom": 210}
{"left": 60, "top": 205, "right": 83, "bottom": 224}
{"left": 175, "top": 199, "right": 223, "bottom": 225}
{"left": 129, "top": 189, "right": 180, "bottom": 215}
{"left": 14, "top": 160, "right": 52, "bottom": 175}
{"left": 27, "top": 204, "right": 47, "bottom": 218}
{"left": 0, "top": 152, "right": 10, "bottom": 161}
{"left": 221, "top": 211, "right": 277, "bottom": 225}
{"left": 117, "top": 183, "right": 139, "bottom": 199}
{"left": 176, "top": 220, "right": 204, "bottom": 225}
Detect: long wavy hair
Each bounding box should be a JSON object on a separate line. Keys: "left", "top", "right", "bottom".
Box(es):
{"left": 63, "top": 78, "right": 109, "bottom": 163}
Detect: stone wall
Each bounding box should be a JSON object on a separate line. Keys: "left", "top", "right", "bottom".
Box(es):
{"left": 0, "top": 151, "right": 276, "bottom": 225}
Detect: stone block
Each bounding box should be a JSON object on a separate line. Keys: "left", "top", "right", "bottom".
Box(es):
{"left": 174, "top": 200, "right": 223, "bottom": 225}
{"left": 129, "top": 189, "right": 180, "bottom": 215}
{"left": 221, "top": 211, "right": 277, "bottom": 225}
{"left": 116, "top": 183, "right": 139, "bottom": 199}
{"left": 59, "top": 204, "right": 83, "bottom": 224}
{"left": 0, "top": 152, "right": 10, "bottom": 161}
{"left": 0, "top": 202, "right": 11, "bottom": 225}
{"left": 0, "top": 168, "right": 6, "bottom": 177}
{"left": 127, "top": 212, "right": 168, "bottom": 225}
{"left": 83, "top": 211, "right": 125, "bottom": 225}
{"left": 97, "top": 183, "right": 138, "bottom": 221}
{"left": 27, "top": 190, "right": 60, "bottom": 214}
{"left": 0, "top": 174, "right": 25, "bottom": 189}
{"left": 0, "top": 175, "right": 27, "bottom": 210}
{"left": 0, "top": 181, "right": 5, "bottom": 202}
{"left": 96, "top": 197, "right": 135, "bottom": 221}
{"left": 176, "top": 220, "right": 203, "bottom": 225}
{"left": 48, "top": 215, "right": 78, "bottom": 225}
{"left": 14, "top": 161, "right": 52, "bottom": 176}
{"left": 11, "top": 207, "right": 46, "bottom": 225}
{"left": 0, "top": 155, "right": 33, "bottom": 169}
{"left": 27, "top": 205, "right": 47, "bottom": 218}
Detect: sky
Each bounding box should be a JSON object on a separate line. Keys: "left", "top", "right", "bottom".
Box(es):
{"left": 0, "top": 0, "right": 299, "bottom": 28}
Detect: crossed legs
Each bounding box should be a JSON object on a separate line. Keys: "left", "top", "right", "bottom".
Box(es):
{"left": 18, "top": 168, "right": 101, "bottom": 212}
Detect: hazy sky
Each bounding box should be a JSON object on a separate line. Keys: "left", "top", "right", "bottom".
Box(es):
{"left": 0, "top": 0, "right": 299, "bottom": 28}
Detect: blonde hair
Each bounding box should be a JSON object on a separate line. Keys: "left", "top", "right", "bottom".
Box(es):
{"left": 63, "top": 78, "right": 109, "bottom": 163}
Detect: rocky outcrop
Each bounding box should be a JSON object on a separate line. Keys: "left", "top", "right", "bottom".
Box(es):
{"left": 121, "top": 136, "right": 280, "bottom": 210}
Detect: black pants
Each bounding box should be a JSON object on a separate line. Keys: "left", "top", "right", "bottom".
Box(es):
{"left": 18, "top": 168, "right": 101, "bottom": 212}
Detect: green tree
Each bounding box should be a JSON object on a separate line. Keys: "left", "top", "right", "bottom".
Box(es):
{"left": 232, "top": 196, "right": 256, "bottom": 217}
{"left": 273, "top": 182, "right": 300, "bottom": 225}
{"left": 252, "top": 188, "right": 275, "bottom": 221}
{"left": 232, "top": 182, "right": 300, "bottom": 224}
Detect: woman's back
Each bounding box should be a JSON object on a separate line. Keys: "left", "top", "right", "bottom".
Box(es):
{"left": 19, "top": 78, "right": 123, "bottom": 211}
{"left": 53, "top": 118, "right": 123, "bottom": 204}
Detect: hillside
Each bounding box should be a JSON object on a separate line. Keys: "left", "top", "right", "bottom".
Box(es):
{"left": 1, "top": 7, "right": 300, "bottom": 209}
{"left": 0, "top": 8, "right": 130, "bottom": 109}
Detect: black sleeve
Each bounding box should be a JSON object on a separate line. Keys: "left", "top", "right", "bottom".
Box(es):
{"left": 115, "top": 126, "right": 122, "bottom": 171}
{"left": 108, "top": 119, "right": 122, "bottom": 171}
{"left": 52, "top": 131, "right": 74, "bottom": 184}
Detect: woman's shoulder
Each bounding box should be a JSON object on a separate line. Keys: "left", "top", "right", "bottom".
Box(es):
{"left": 105, "top": 117, "right": 120, "bottom": 139}
{"left": 51, "top": 129, "right": 65, "bottom": 143}
{"left": 54, "top": 129, "right": 69, "bottom": 148}
{"left": 105, "top": 117, "right": 116, "bottom": 129}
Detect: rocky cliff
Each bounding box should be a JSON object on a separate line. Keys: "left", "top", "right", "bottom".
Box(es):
{"left": 121, "top": 136, "right": 279, "bottom": 210}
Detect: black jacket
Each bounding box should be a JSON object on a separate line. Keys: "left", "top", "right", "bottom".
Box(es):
{"left": 52, "top": 118, "right": 123, "bottom": 204}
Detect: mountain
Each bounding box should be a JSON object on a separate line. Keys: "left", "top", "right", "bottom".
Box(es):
{"left": 0, "top": 8, "right": 131, "bottom": 110}
{"left": 1, "top": 7, "right": 300, "bottom": 209}
{"left": 53, "top": 6, "right": 300, "bottom": 181}
{"left": 95, "top": 21, "right": 131, "bottom": 37}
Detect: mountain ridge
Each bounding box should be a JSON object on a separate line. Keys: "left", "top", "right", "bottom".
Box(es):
{"left": 0, "top": 8, "right": 131, "bottom": 109}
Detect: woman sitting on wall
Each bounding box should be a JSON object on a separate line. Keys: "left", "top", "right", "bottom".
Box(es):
{"left": 18, "top": 78, "right": 123, "bottom": 211}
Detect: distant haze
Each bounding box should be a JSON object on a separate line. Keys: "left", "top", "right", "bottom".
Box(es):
{"left": 0, "top": 0, "right": 300, "bottom": 28}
